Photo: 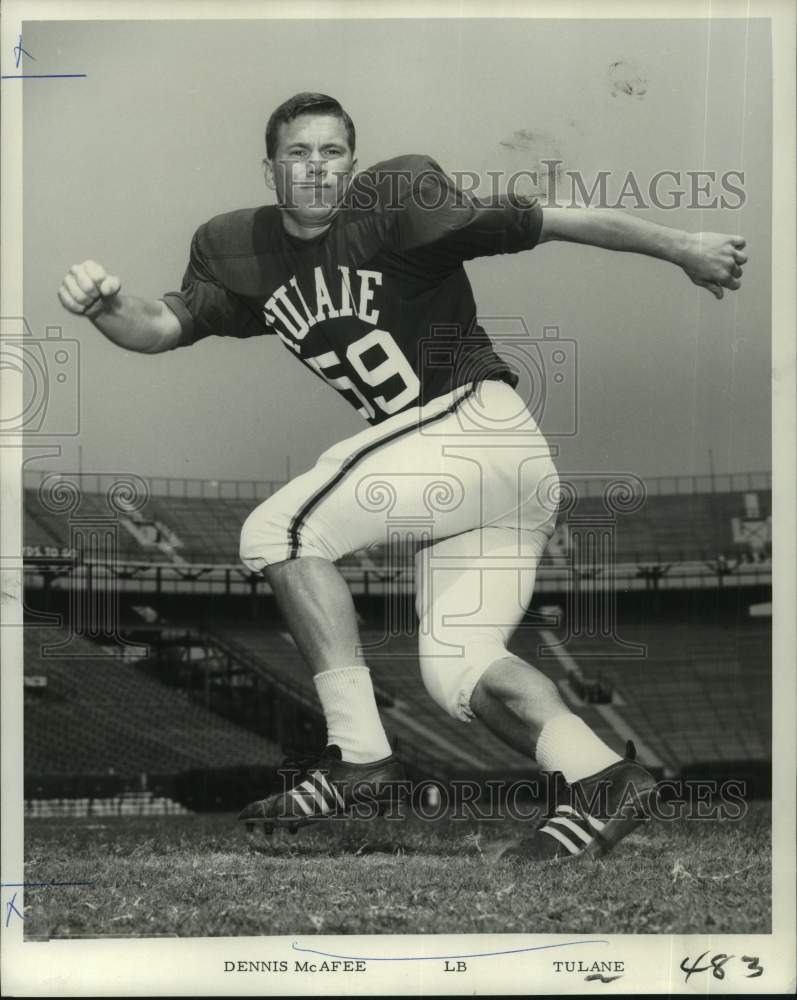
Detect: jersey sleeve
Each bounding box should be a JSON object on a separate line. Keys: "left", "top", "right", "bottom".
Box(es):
{"left": 161, "top": 223, "right": 265, "bottom": 347}
{"left": 382, "top": 156, "right": 543, "bottom": 263}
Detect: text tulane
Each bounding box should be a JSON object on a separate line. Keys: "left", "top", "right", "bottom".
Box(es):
{"left": 553, "top": 960, "right": 625, "bottom": 973}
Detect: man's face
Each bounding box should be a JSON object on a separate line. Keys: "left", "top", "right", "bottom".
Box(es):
{"left": 266, "top": 113, "right": 355, "bottom": 224}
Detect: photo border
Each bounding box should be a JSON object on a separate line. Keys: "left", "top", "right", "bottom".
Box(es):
{"left": 1, "top": 0, "right": 794, "bottom": 995}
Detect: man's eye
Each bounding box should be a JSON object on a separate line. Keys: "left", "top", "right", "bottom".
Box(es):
{"left": 323, "top": 148, "right": 342, "bottom": 157}
{"left": 288, "top": 149, "right": 308, "bottom": 159}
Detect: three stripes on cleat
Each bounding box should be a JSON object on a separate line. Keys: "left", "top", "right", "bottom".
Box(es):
{"left": 539, "top": 804, "right": 606, "bottom": 856}
{"left": 289, "top": 771, "right": 346, "bottom": 816}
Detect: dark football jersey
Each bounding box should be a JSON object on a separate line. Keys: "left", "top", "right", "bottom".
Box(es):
{"left": 162, "top": 155, "right": 543, "bottom": 424}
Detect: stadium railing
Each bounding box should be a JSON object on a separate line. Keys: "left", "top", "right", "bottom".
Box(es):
{"left": 22, "top": 471, "right": 772, "bottom": 576}
{"left": 21, "top": 468, "right": 773, "bottom": 499}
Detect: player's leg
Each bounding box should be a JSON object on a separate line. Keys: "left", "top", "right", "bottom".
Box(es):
{"left": 415, "top": 524, "right": 587, "bottom": 743}
{"left": 264, "top": 554, "right": 392, "bottom": 764}
{"left": 264, "top": 556, "right": 365, "bottom": 675}
{"left": 416, "top": 524, "right": 658, "bottom": 861}
{"left": 238, "top": 544, "right": 402, "bottom": 830}
{"left": 236, "top": 457, "right": 403, "bottom": 830}
{"left": 468, "top": 657, "right": 568, "bottom": 745}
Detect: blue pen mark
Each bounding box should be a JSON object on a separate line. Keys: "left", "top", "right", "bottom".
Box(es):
{"left": 14, "top": 34, "right": 35, "bottom": 68}
{"left": 291, "top": 938, "right": 609, "bottom": 962}
{"left": 2, "top": 74, "right": 87, "bottom": 79}
{"left": 5, "top": 893, "right": 24, "bottom": 927}
{"left": 2, "top": 881, "right": 92, "bottom": 926}
{"left": 4, "top": 34, "right": 85, "bottom": 78}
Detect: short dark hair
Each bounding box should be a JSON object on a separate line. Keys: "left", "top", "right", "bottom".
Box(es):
{"left": 265, "top": 92, "right": 356, "bottom": 159}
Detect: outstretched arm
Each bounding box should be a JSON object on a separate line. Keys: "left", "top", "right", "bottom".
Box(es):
{"left": 538, "top": 207, "right": 747, "bottom": 300}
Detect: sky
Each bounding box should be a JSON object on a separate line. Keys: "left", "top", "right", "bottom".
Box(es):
{"left": 21, "top": 16, "right": 772, "bottom": 486}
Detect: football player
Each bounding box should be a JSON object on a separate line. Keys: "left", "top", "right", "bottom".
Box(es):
{"left": 59, "top": 92, "right": 746, "bottom": 861}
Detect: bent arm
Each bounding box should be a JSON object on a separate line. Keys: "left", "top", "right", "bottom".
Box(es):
{"left": 538, "top": 207, "right": 746, "bottom": 300}
{"left": 58, "top": 259, "right": 182, "bottom": 353}
{"left": 87, "top": 295, "right": 182, "bottom": 354}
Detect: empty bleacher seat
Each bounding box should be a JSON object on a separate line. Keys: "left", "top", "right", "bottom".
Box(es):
{"left": 24, "top": 626, "right": 283, "bottom": 780}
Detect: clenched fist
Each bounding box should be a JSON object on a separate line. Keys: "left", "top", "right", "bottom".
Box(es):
{"left": 678, "top": 233, "right": 747, "bottom": 300}
{"left": 58, "top": 260, "right": 122, "bottom": 316}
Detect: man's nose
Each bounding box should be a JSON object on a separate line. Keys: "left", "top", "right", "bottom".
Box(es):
{"left": 306, "top": 157, "right": 326, "bottom": 178}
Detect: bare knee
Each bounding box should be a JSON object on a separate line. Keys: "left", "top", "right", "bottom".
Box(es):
{"left": 472, "top": 654, "right": 567, "bottom": 724}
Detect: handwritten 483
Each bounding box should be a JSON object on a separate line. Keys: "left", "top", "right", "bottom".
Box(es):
{"left": 680, "top": 951, "right": 764, "bottom": 983}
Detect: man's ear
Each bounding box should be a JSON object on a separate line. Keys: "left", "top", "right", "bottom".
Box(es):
{"left": 262, "top": 157, "right": 276, "bottom": 191}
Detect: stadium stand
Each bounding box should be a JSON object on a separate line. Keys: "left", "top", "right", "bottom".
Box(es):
{"left": 23, "top": 483, "right": 773, "bottom": 566}
{"left": 25, "top": 791, "right": 190, "bottom": 819}
{"left": 211, "top": 627, "right": 326, "bottom": 707}
{"left": 146, "top": 496, "right": 246, "bottom": 561}
{"left": 21, "top": 471, "right": 772, "bottom": 807}
{"left": 566, "top": 492, "right": 771, "bottom": 564}
{"left": 23, "top": 626, "right": 283, "bottom": 778}
{"left": 23, "top": 502, "right": 74, "bottom": 552}
{"left": 512, "top": 622, "right": 771, "bottom": 769}
{"left": 23, "top": 505, "right": 66, "bottom": 551}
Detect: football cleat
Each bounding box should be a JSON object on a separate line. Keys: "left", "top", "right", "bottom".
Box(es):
{"left": 490, "top": 741, "right": 659, "bottom": 863}
{"left": 238, "top": 744, "right": 407, "bottom": 834}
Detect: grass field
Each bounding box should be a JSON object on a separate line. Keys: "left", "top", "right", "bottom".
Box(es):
{"left": 22, "top": 802, "right": 770, "bottom": 939}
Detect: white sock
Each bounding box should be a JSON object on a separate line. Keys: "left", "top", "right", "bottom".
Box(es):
{"left": 535, "top": 712, "right": 623, "bottom": 784}
{"left": 313, "top": 667, "right": 392, "bottom": 764}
